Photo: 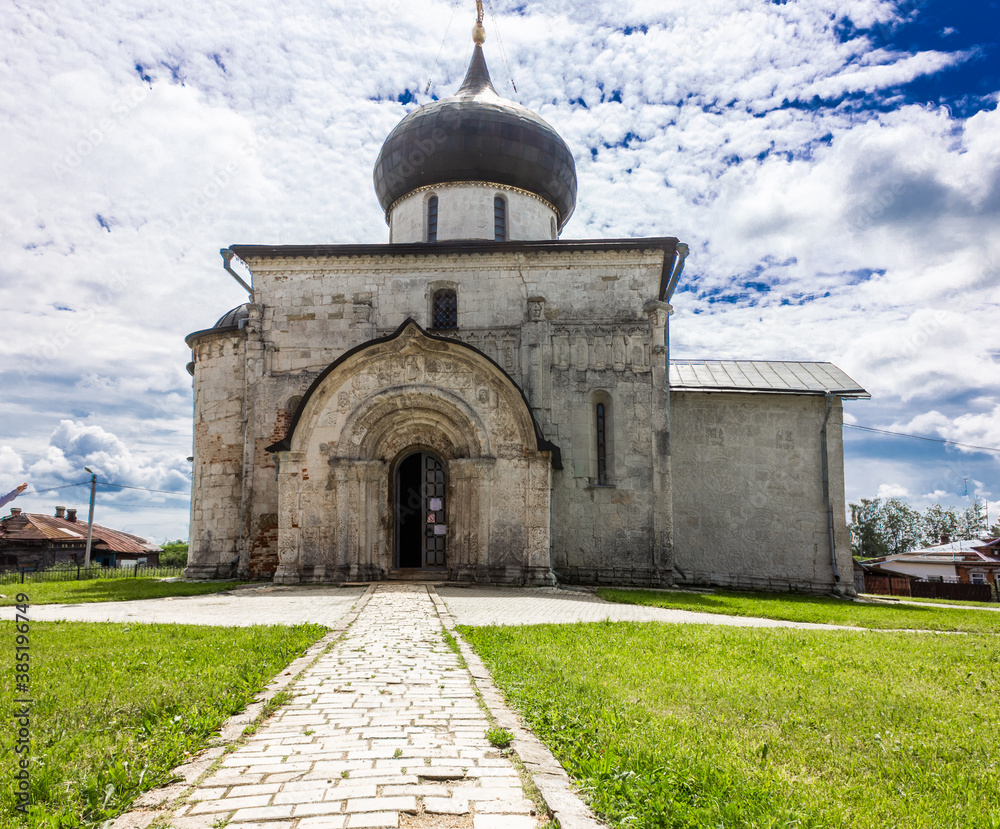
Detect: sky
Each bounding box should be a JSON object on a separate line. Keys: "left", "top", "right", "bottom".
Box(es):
{"left": 1, "top": 0, "right": 998, "bottom": 543}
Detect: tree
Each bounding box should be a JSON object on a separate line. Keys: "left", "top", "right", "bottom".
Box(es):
{"left": 159, "top": 540, "right": 189, "bottom": 568}
{"left": 850, "top": 499, "right": 887, "bottom": 558}
{"left": 852, "top": 495, "right": 997, "bottom": 556}
{"left": 849, "top": 498, "right": 921, "bottom": 558}
{"left": 920, "top": 503, "right": 960, "bottom": 546}
{"left": 957, "top": 498, "right": 988, "bottom": 540}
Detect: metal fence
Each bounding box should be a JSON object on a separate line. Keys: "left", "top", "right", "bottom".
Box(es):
{"left": 0, "top": 564, "right": 186, "bottom": 585}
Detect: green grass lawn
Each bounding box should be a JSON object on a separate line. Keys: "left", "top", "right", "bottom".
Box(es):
{"left": 461, "top": 622, "right": 1000, "bottom": 829}
{"left": 876, "top": 594, "right": 1000, "bottom": 608}
{"left": 597, "top": 587, "right": 1000, "bottom": 634}
{"left": 0, "top": 621, "right": 325, "bottom": 827}
{"left": 0, "top": 579, "right": 250, "bottom": 606}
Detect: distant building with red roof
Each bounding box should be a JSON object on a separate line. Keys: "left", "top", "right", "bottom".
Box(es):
{"left": 0, "top": 505, "right": 161, "bottom": 569}
{"left": 863, "top": 537, "right": 1000, "bottom": 587}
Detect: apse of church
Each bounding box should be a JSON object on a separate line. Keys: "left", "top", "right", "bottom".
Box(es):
{"left": 184, "top": 10, "right": 867, "bottom": 594}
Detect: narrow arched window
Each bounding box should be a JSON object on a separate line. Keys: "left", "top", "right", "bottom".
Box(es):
{"left": 494, "top": 195, "right": 507, "bottom": 241}
{"left": 431, "top": 288, "right": 458, "bottom": 330}
{"left": 596, "top": 402, "right": 608, "bottom": 485}
{"left": 551, "top": 217, "right": 557, "bottom": 239}
{"left": 426, "top": 195, "right": 439, "bottom": 242}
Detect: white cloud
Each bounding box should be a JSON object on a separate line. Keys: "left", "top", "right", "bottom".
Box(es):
{"left": 0, "top": 447, "right": 25, "bottom": 480}
{"left": 920, "top": 489, "right": 953, "bottom": 502}
{"left": 876, "top": 483, "right": 910, "bottom": 499}
{"left": 898, "top": 407, "right": 1000, "bottom": 456}
{"left": 28, "top": 420, "right": 190, "bottom": 494}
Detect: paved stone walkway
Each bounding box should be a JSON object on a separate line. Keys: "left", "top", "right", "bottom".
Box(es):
{"left": 2, "top": 584, "right": 851, "bottom": 630}
{"left": 18, "top": 582, "right": 863, "bottom": 829}
{"left": 439, "top": 586, "right": 850, "bottom": 629}
{"left": 0, "top": 585, "right": 367, "bottom": 627}
{"left": 156, "top": 584, "right": 546, "bottom": 829}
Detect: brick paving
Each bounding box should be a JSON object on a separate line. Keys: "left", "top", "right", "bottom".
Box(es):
{"left": 149, "top": 584, "right": 547, "bottom": 828}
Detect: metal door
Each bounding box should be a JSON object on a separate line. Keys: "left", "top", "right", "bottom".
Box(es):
{"left": 422, "top": 454, "right": 446, "bottom": 566}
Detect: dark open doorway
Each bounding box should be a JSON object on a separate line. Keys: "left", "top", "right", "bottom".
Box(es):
{"left": 395, "top": 451, "right": 446, "bottom": 568}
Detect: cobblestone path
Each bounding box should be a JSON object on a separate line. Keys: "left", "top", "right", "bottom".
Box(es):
{"left": 165, "top": 584, "right": 545, "bottom": 829}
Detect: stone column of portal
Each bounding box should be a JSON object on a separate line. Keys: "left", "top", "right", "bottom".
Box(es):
{"left": 332, "top": 462, "right": 351, "bottom": 581}
{"left": 274, "top": 450, "right": 304, "bottom": 584}
{"left": 644, "top": 299, "right": 675, "bottom": 585}
{"left": 524, "top": 455, "right": 553, "bottom": 586}
{"left": 355, "top": 460, "right": 386, "bottom": 581}
{"left": 448, "top": 458, "right": 495, "bottom": 582}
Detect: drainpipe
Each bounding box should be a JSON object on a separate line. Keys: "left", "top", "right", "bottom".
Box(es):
{"left": 548, "top": 485, "right": 558, "bottom": 587}
{"left": 660, "top": 244, "right": 688, "bottom": 582}
{"left": 821, "top": 393, "right": 841, "bottom": 586}
{"left": 662, "top": 243, "right": 689, "bottom": 304}
{"left": 221, "top": 248, "right": 252, "bottom": 295}
{"left": 661, "top": 244, "right": 689, "bottom": 426}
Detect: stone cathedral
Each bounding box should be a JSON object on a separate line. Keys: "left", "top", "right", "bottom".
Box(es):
{"left": 184, "top": 15, "right": 868, "bottom": 594}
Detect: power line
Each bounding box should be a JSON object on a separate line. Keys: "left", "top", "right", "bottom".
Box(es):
{"left": 98, "top": 482, "right": 189, "bottom": 497}
{"left": 844, "top": 424, "right": 1000, "bottom": 455}
{"left": 28, "top": 481, "right": 188, "bottom": 497}
{"left": 424, "top": 0, "right": 462, "bottom": 96}
{"left": 486, "top": 0, "right": 519, "bottom": 100}
{"left": 29, "top": 481, "right": 90, "bottom": 493}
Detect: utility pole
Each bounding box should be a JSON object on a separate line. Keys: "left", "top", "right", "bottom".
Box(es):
{"left": 83, "top": 468, "right": 96, "bottom": 571}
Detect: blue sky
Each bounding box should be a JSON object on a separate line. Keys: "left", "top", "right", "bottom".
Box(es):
{"left": 1, "top": 0, "right": 998, "bottom": 541}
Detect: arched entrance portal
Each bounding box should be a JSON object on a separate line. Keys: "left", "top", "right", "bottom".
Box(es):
{"left": 269, "top": 320, "right": 555, "bottom": 585}
{"left": 395, "top": 451, "right": 446, "bottom": 569}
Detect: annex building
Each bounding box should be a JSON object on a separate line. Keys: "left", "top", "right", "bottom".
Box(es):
{"left": 184, "top": 17, "right": 868, "bottom": 594}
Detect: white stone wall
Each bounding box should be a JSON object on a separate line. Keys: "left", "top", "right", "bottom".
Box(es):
{"left": 670, "top": 392, "right": 854, "bottom": 595}
{"left": 220, "top": 246, "right": 673, "bottom": 583}
{"left": 187, "top": 242, "right": 852, "bottom": 593}
{"left": 388, "top": 182, "right": 559, "bottom": 243}
{"left": 247, "top": 249, "right": 666, "bottom": 380}
{"left": 185, "top": 329, "right": 246, "bottom": 578}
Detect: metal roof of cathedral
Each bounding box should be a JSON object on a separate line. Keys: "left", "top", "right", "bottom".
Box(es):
{"left": 670, "top": 360, "right": 870, "bottom": 398}
{"left": 372, "top": 41, "right": 578, "bottom": 228}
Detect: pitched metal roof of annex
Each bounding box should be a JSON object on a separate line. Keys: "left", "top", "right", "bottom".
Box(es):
{"left": 0, "top": 513, "right": 161, "bottom": 554}
{"left": 670, "top": 360, "right": 870, "bottom": 398}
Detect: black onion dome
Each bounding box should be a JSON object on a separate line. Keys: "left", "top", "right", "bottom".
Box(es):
{"left": 373, "top": 45, "right": 577, "bottom": 229}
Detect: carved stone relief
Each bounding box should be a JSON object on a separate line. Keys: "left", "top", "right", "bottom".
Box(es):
{"left": 553, "top": 323, "right": 651, "bottom": 372}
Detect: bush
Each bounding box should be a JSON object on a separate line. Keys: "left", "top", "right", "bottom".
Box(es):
{"left": 159, "top": 540, "right": 189, "bottom": 568}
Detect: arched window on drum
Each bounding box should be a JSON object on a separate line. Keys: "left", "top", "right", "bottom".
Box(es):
{"left": 494, "top": 195, "right": 507, "bottom": 242}
{"left": 426, "top": 194, "right": 439, "bottom": 242}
